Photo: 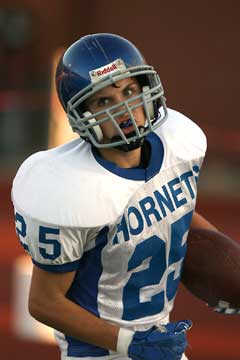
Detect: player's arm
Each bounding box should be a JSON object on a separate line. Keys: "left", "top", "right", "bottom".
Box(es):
{"left": 13, "top": 206, "right": 191, "bottom": 359}
{"left": 28, "top": 265, "right": 119, "bottom": 351}
{"left": 29, "top": 265, "right": 191, "bottom": 358}
{"left": 190, "top": 211, "right": 218, "bottom": 231}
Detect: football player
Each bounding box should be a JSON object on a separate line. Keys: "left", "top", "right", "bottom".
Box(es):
{"left": 11, "top": 33, "right": 231, "bottom": 360}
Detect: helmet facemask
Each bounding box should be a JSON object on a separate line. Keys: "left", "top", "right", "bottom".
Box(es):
{"left": 66, "top": 63, "right": 168, "bottom": 151}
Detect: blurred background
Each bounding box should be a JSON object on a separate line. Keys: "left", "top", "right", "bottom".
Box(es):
{"left": 1, "top": 1, "right": 239, "bottom": 359}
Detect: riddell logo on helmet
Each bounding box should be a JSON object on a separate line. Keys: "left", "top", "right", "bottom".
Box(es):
{"left": 90, "top": 59, "right": 127, "bottom": 83}
{"left": 97, "top": 64, "right": 117, "bottom": 76}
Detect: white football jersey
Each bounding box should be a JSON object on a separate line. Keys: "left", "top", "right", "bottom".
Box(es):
{"left": 12, "top": 108, "right": 206, "bottom": 358}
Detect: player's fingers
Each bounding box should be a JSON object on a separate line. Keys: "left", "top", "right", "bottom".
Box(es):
{"left": 157, "top": 320, "right": 192, "bottom": 335}
{"left": 173, "top": 320, "right": 193, "bottom": 334}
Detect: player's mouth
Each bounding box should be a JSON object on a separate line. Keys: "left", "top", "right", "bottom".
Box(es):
{"left": 119, "top": 119, "right": 135, "bottom": 134}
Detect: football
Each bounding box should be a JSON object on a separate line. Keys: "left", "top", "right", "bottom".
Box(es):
{"left": 181, "top": 228, "right": 240, "bottom": 308}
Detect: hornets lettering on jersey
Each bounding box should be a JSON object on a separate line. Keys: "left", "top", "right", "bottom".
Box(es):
{"left": 12, "top": 108, "right": 206, "bottom": 358}
{"left": 113, "top": 167, "right": 199, "bottom": 244}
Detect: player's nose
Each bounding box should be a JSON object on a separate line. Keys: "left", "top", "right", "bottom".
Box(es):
{"left": 112, "top": 95, "right": 128, "bottom": 118}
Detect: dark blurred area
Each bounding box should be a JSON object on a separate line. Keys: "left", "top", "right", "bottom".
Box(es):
{"left": 0, "top": 1, "right": 239, "bottom": 359}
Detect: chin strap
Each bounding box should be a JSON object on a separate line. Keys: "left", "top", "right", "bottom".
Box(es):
{"left": 111, "top": 126, "right": 145, "bottom": 152}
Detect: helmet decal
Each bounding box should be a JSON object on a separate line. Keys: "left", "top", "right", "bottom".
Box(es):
{"left": 90, "top": 59, "right": 127, "bottom": 83}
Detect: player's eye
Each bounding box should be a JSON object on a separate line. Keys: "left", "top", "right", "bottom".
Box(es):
{"left": 124, "top": 88, "right": 134, "bottom": 97}
{"left": 97, "top": 97, "right": 110, "bottom": 107}
{"left": 124, "top": 85, "right": 139, "bottom": 98}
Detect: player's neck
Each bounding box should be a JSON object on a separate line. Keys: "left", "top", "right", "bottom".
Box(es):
{"left": 98, "top": 147, "right": 142, "bottom": 168}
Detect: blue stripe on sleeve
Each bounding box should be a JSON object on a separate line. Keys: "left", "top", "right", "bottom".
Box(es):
{"left": 66, "top": 226, "right": 110, "bottom": 357}
{"left": 32, "top": 258, "right": 80, "bottom": 272}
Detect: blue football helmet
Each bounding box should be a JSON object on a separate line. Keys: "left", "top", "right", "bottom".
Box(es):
{"left": 56, "top": 33, "right": 168, "bottom": 151}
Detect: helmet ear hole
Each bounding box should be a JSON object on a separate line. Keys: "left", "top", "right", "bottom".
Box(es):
{"left": 83, "top": 111, "right": 103, "bottom": 142}
{"left": 142, "top": 86, "right": 154, "bottom": 118}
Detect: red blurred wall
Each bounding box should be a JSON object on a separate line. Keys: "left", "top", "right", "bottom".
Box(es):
{"left": 1, "top": 1, "right": 239, "bottom": 359}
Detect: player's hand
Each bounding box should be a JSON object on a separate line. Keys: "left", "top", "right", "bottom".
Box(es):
{"left": 128, "top": 320, "right": 192, "bottom": 360}
{"left": 213, "top": 300, "right": 240, "bottom": 315}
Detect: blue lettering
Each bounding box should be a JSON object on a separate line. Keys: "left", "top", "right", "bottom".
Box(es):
{"left": 193, "top": 165, "right": 200, "bottom": 183}
{"left": 128, "top": 206, "right": 144, "bottom": 235}
{"left": 139, "top": 196, "right": 161, "bottom": 227}
{"left": 168, "top": 177, "right": 187, "bottom": 208}
{"left": 166, "top": 211, "right": 193, "bottom": 301}
{"left": 122, "top": 235, "right": 166, "bottom": 319}
{"left": 15, "top": 212, "right": 29, "bottom": 252}
{"left": 154, "top": 185, "right": 175, "bottom": 217}
{"left": 113, "top": 168, "right": 197, "bottom": 245}
{"left": 180, "top": 171, "right": 195, "bottom": 199}
{"left": 39, "top": 226, "right": 61, "bottom": 260}
{"left": 113, "top": 215, "right": 130, "bottom": 244}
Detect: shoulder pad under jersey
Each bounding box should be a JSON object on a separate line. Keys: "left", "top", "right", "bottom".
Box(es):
{"left": 156, "top": 107, "right": 207, "bottom": 168}
{"left": 12, "top": 139, "right": 142, "bottom": 228}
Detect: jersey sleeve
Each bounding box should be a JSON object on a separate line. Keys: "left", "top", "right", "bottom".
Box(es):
{"left": 13, "top": 207, "right": 89, "bottom": 272}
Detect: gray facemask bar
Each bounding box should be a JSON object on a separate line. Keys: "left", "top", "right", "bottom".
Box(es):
{"left": 67, "top": 65, "right": 168, "bottom": 148}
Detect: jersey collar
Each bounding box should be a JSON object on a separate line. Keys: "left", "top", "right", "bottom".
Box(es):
{"left": 91, "top": 132, "right": 164, "bottom": 182}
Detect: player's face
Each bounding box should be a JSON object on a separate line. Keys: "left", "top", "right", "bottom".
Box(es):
{"left": 85, "top": 78, "right": 146, "bottom": 142}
